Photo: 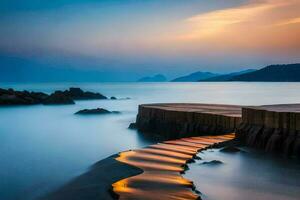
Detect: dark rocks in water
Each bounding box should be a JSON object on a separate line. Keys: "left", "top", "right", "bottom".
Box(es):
{"left": 64, "top": 87, "right": 107, "bottom": 100}
{"left": 181, "top": 164, "right": 189, "bottom": 171}
{"left": 201, "top": 160, "right": 223, "bottom": 165}
{"left": 128, "top": 123, "right": 137, "bottom": 129}
{"left": 43, "top": 91, "right": 75, "bottom": 105}
{"left": 75, "top": 108, "right": 120, "bottom": 115}
{"left": 0, "top": 87, "right": 108, "bottom": 106}
{"left": 110, "top": 96, "right": 117, "bottom": 100}
{"left": 29, "top": 91, "right": 49, "bottom": 101}
{"left": 193, "top": 155, "right": 202, "bottom": 160}
{"left": 186, "top": 158, "right": 195, "bottom": 164}
{"left": 0, "top": 88, "right": 49, "bottom": 105}
{"left": 220, "top": 146, "right": 241, "bottom": 153}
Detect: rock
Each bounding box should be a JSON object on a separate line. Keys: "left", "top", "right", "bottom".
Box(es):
{"left": 0, "top": 87, "right": 110, "bottom": 106}
{"left": 75, "top": 108, "right": 119, "bottom": 115}
{"left": 30, "top": 92, "right": 49, "bottom": 101}
{"left": 0, "top": 88, "right": 47, "bottom": 105}
{"left": 128, "top": 123, "right": 137, "bottom": 129}
{"left": 0, "top": 88, "right": 13, "bottom": 95}
{"left": 110, "top": 96, "right": 117, "bottom": 100}
{"left": 64, "top": 87, "right": 107, "bottom": 100}
{"left": 43, "top": 91, "right": 75, "bottom": 105}
{"left": 193, "top": 155, "right": 202, "bottom": 160}
{"left": 201, "top": 160, "right": 223, "bottom": 165}
{"left": 220, "top": 146, "right": 241, "bottom": 153}
{"left": 0, "top": 93, "right": 31, "bottom": 105}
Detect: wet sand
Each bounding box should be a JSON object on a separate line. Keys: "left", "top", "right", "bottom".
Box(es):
{"left": 40, "top": 155, "right": 142, "bottom": 200}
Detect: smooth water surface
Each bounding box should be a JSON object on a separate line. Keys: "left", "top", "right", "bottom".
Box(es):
{"left": 0, "top": 82, "right": 300, "bottom": 199}
{"left": 185, "top": 148, "right": 300, "bottom": 200}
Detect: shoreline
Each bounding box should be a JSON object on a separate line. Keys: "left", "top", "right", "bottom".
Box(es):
{"left": 41, "top": 134, "right": 235, "bottom": 200}
{"left": 40, "top": 154, "right": 143, "bottom": 200}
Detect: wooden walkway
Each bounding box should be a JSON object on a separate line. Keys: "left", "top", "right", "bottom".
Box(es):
{"left": 112, "top": 134, "right": 235, "bottom": 200}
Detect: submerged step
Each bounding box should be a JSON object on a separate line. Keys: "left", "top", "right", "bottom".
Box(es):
{"left": 112, "top": 134, "right": 235, "bottom": 200}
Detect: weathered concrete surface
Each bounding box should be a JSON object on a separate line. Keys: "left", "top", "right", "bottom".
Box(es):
{"left": 135, "top": 103, "right": 300, "bottom": 157}
{"left": 237, "top": 104, "right": 300, "bottom": 157}
{"left": 135, "top": 103, "right": 241, "bottom": 139}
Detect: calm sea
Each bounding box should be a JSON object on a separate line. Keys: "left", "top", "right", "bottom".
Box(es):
{"left": 0, "top": 82, "right": 300, "bottom": 200}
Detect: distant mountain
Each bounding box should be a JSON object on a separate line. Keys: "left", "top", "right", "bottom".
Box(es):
{"left": 230, "top": 64, "right": 300, "bottom": 82}
{"left": 172, "top": 71, "right": 219, "bottom": 82}
{"left": 200, "top": 69, "right": 256, "bottom": 82}
{"left": 138, "top": 74, "right": 167, "bottom": 82}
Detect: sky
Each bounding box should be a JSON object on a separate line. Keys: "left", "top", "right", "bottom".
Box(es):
{"left": 0, "top": 0, "right": 300, "bottom": 81}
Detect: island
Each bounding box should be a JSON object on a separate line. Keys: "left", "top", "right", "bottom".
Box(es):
{"left": 75, "top": 108, "right": 120, "bottom": 115}
{"left": 0, "top": 87, "right": 108, "bottom": 105}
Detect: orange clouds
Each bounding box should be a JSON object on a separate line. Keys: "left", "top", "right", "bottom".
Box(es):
{"left": 171, "top": 0, "right": 300, "bottom": 56}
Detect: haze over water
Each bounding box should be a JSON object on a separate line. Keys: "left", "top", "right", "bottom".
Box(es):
{"left": 0, "top": 82, "right": 300, "bottom": 200}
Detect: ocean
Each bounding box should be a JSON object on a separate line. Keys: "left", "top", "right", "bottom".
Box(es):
{"left": 0, "top": 82, "right": 300, "bottom": 200}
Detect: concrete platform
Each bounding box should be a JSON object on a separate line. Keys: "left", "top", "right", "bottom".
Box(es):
{"left": 238, "top": 104, "right": 300, "bottom": 156}
{"left": 139, "top": 103, "right": 242, "bottom": 117}
{"left": 135, "top": 103, "right": 242, "bottom": 139}
{"left": 134, "top": 103, "right": 300, "bottom": 157}
{"left": 242, "top": 104, "right": 300, "bottom": 130}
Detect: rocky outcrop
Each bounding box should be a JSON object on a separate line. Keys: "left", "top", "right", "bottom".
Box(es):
{"left": 201, "top": 160, "right": 223, "bottom": 165}
{"left": 134, "top": 104, "right": 241, "bottom": 140}
{"left": 128, "top": 123, "right": 137, "bottom": 129}
{"left": 237, "top": 105, "right": 300, "bottom": 157}
{"left": 43, "top": 91, "right": 75, "bottom": 105}
{"left": 0, "top": 87, "right": 108, "bottom": 105}
{"left": 0, "top": 88, "right": 48, "bottom": 105}
{"left": 63, "top": 87, "right": 107, "bottom": 100}
{"left": 75, "top": 108, "right": 120, "bottom": 115}
{"left": 220, "top": 146, "right": 241, "bottom": 153}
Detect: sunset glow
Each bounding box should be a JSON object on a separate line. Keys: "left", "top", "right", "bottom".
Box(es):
{"left": 0, "top": 0, "right": 300, "bottom": 79}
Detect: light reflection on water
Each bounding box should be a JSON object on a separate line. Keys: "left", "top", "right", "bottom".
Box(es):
{"left": 185, "top": 148, "right": 300, "bottom": 200}
{"left": 0, "top": 82, "right": 300, "bottom": 199}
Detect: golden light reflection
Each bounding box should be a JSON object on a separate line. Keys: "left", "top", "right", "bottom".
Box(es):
{"left": 139, "top": 148, "right": 193, "bottom": 159}
{"left": 151, "top": 143, "right": 197, "bottom": 154}
{"left": 112, "top": 134, "right": 235, "bottom": 200}
{"left": 150, "top": 144, "right": 197, "bottom": 155}
{"left": 126, "top": 152, "right": 187, "bottom": 165}
{"left": 164, "top": 140, "right": 207, "bottom": 148}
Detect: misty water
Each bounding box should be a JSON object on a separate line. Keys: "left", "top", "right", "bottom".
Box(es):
{"left": 185, "top": 148, "right": 300, "bottom": 200}
{"left": 0, "top": 82, "right": 300, "bottom": 200}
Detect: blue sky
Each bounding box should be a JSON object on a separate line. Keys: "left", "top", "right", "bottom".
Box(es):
{"left": 0, "top": 0, "right": 300, "bottom": 81}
